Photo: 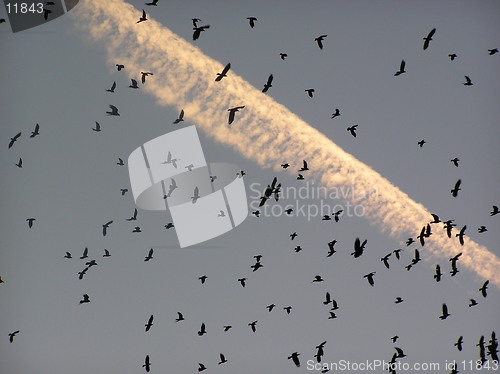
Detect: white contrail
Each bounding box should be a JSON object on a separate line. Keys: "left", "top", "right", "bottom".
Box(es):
{"left": 73, "top": 0, "right": 499, "bottom": 287}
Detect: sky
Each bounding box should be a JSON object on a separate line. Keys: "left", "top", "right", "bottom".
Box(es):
{"left": 0, "top": 1, "right": 499, "bottom": 373}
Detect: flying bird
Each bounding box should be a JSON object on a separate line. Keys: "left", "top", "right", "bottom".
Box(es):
{"left": 129, "top": 78, "right": 139, "bottom": 89}
{"left": 43, "top": 8, "right": 52, "bottom": 20}
{"left": 64, "top": 252, "right": 72, "bottom": 259}
{"left": 463, "top": 75, "right": 473, "bottom": 86}
{"left": 237, "top": 278, "right": 247, "bottom": 287}
{"left": 92, "top": 121, "right": 101, "bottom": 132}
{"left": 80, "top": 247, "right": 88, "bottom": 259}
{"left": 417, "top": 139, "right": 426, "bottom": 147}
{"left": 106, "top": 105, "right": 120, "bottom": 116}
{"left": 347, "top": 124, "right": 358, "bottom": 137}
{"left": 491, "top": 206, "right": 499, "bottom": 216}
{"left": 455, "top": 336, "right": 463, "bottom": 351}
{"left": 469, "top": 299, "right": 478, "bottom": 307}
{"left": 251, "top": 262, "right": 263, "bottom": 272}
{"left": 448, "top": 53, "right": 457, "bottom": 61}
{"left": 279, "top": 53, "right": 288, "bottom": 60}
{"left": 298, "top": 160, "right": 309, "bottom": 171}
{"left": 106, "top": 81, "right": 116, "bottom": 93}
{"left": 143, "top": 355, "right": 151, "bottom": 372}
{"left": 327, "top": 240, "right": 337, "bottom": 257}
{"left": 423, "top": 28, "right": 436, "bottom": 50}
{"left": 103, "top": 249, "right": 111, "bottom": 257}
{"left": 246, "top": 17, "right": 257, "bottom": 28}
{"left": 315, "top": 34, "right": 327, "bottom": 49}
{"left": 193, "top": 25, "right": 210, "bottom": 40}
{"left": 145, "top": 0, "right": 158, "bottom": 5}
{"left": 145, "top": 315, "right": 154, "bottom": 332}
{"left": 215, "top": 63, "right": 231, "bottom": 81}
{"left": 192, "top": 18, "right": 201, "bottom": 28}
{"left": 175, "top": 312, "right": 184, "bottom": 322}
{"left": 393, "top": 248, "right": 403, "bottom": 259}
{"left": 450, "top": 157, "right": 459, "bottom": 167}
{"left": 227, "top": 106, "right": 245, "bottom": 124}
{"left": 312, "top": 275, "right": 324, "bottom": 283}
{"left": 140, "top": 71, "right": 153, "bottom": 84}
{"left": 439, "top": 303, "right": 450, "bottom": 320}
{"left": 116, "top": 64, "right": 124, "bottom": 71}
{"left": 305, "top": 88, "right": 315, "bottom": 98}
{"left": 266, "top": 304, "right": 276, "bottom": 312}
{"left": 351, "top": 237, "right": 367, "bottom": 258}
{"left": 394, "top": 59, "right": 406, "bottom": 76}
{"left": 218, "top": 353, "right": 228, "bottom": 365}
{"left": 26, "top": 218, "right": 36, "bottom": 228}
{"left": 223, "top": 325, "right": 232, "bottom": 331}
{"left": 198, "top": 322, "right": 206, "bottom": 336}
{"left": 198, "top": 275, "right": 207, "bottom": 284}
{"left": 126, "top": 208, "right": 138, "bottom": 221}
{"left": 173, "top": 109, "right": 184, "bottom": 124}
{"left": 144, "top": 248, "right": 154, "bottom": 261}
{"left": 30, "top": 123, "right": 40, "bottom": 138}
{"left": 288, "top": 352, "right": 300, "bottom": 367}
{"left": 488, "top": 48, "right": 498, "bottom": 55}
{"left": 363, "top": 272, "right": 376, "bottom": 286}
{"left": 381, "top": 253, "right": 391, "bottom": 269}
{"left": 8, "top": 132, "right": 21, "bottom": 148}
{"left": 451, "top": 179, "right": 461, "bottom": 197}
{"left": 479, "top": 280, "right": 489, "bottom": 298}
{"left": 198, "top": 363, "right": 206, "bottom": 372}
{"left": 478, "top": 225, "right": 487, "bottom": 233}
{"left": 79, "top": 294, "right": 90, "bottom": 304}
{"left": 137, "top": 9, "right": 147, "bottom": 23}
{"left": 248, "top": 321, "right": 257, "bottom": 332}
{"left": 284, "top": 306, "right": 292, "bottom": 314}
{"left": 434, "top": 264, "right": 442, "bottom": 282}
{"left": 102, "top": 220, "right": 113, "bottom": 236}
{"left": 456, "top": 225, "right": 466, "bottom": 245}
{"left": 161, "top": 151, "right": 179, "bottom": 168}
{"left": 331, "top": 108, "right": 340, "bottom": 119}
{"left": 8, "top": 331, "right": 19, "bottom": 343}
{"left": 262, "top": 74, "right": 273, "bottom": 93}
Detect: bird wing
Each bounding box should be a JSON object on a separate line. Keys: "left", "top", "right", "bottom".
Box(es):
{"left": 228, "top": 110, "right": 235, "bottom": 124}
{"left": 442, "top": 303, "right": 448, "bottom": 314}
{"left": 400, "top": 59, "right": 405, "bottom": 71}
{"left": 193, "top": 29, "right": 201, "bottom": 40}
{"left": 428, "top": 28, "right": 436, "bottom": 38}
{"left": 221, "top": 63, "right": 231, "bottom": 75}
{"left": 179, "top": 109, "right": 184, "bottom": 119}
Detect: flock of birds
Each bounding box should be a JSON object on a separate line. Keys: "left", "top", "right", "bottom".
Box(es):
{"left": 2, "top": 1, "right": 499, "bottom": 373}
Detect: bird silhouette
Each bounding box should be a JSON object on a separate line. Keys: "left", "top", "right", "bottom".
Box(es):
{"left": 298, "top": 160, "right": 309, "bottom": 172}
{"left": 8, "top": 331, "right": 19, "bottom": 343}
{"left": 439, "top": 303, "right": 450, "bottom": 320}
{"left": 315, "top": 35, "right": 327, "bottom": 49}
{"left": 78, "top": 267, "right": 88, "bottom": 280}
{"left": 487, "top": 48, "right": 498, "bottom": 55}
{"left": 455, "top": 336, "right": 463, "bottom": 351}
{"left": 198, "top": 363, "right": 206, "bottom": 372}
{"left": 198, "top": 275, "right": 207, "bottom": 284}
{"left": 478, "top": 226, "right": 487, "bottom": 233}
{"left": 281, "top": 163, "right": 290, "bottom": 169}
{"left": 64, "top": 252, "right": 72, "bottom": 259}
{"left": 279, "top": 53, "right": 288, "bottom": 60}
{"left": 251, "top": 262, "right": 263, "bottom": 272}
{"left": 238, "top": 278, "right": 247, "bottom": 287}
{"left": 218, "top": 353, "right": 228, "bottom": 365}
{"left": 469, "top": 299, "right": 478, "bottom": 307}
{"left": 120, "top": 188, "right": 128, "bottom": 196}
{"left": 394, "top": 347, "right": 407, "bottom": 358}
{"left": 331, "top": 108, "right": 341, "bottom": 119}
{"left": 215, "top": 63, "right": 231, "bottom": 81}
{"left": 126, "top": 208, "right": 138, "bottom": 221}
{"left": 450, "top": 157, "right": 459, "bottom": 167}
{"left": 102, "top": 220, "right": 113, "bottom": 236}
{"left": 327, "top": 240, "right": 337, "bottom": 257}
{"left": 193, "top": 25, "right": 210, "bottom": 40}
{"left": 364, "top": 272, "right": 376, "bottom": 286}
{"left": 456, "top": 225, "right": 466, "bottom": 245}
{"left": 333, "top": 209, "right": 343, "bottom": 222}
{"left": 30, "top": 123, "right": 40, "bottom": 138}
{"left": 312, "top": 275, "right": 324, "bottom": 282}
{"left": 198, "top": 322, "right": 206, "bottom": 336}
{"left": 140, "top": 72, "right": 153, "bottom": 84}
{"left": 116, "top": 64, "right": 124, "bottom": 71}
{"left": 411, "top": 249, "right": 421, "bottom": 265}
{"left": 164, "top": 222, "right": 174, "bottom": 229}
{"left": 129, "top": 78, "right": 139, "bottom": 89}
{"left": 451, "top": 179, "right": 461, "bottom": 197}
{"left": 137, "top": 9, "right": 147, "bottom": 23}
{"left": 262, "top": 74, "right": 273, "bottom": 93}
{"left": 79, "top": 294, "right": 90, "bottom": 304}
{"left": 423, "top": 28, "right": 436, "bottom": 50}
{"left": 103, "top": 249, "right": 111, "bottom": 257}
{"left": 26, "top": 218, "right": 36, "bottom": 228}
{"left": 491, "top": 206, "right": 499, "bottom": 216}
{"left": 347, "top": 125, "right": 358, "bottom": 137}
{"left": 106, "top": 81, "right": 116, "bottom": 93}
{"left": 144, "top": 248, "right": 154, "bottom": 262}
{"left": 305, "top": 88, "right": 315, "bottom": 97}
{"left": 106, "top": 105, "right": 120, "bottom": 116}
{"left": 43, "top": 8, "right": 52, "bottom": 21}
{"left": 479, "top": 280, "right": 489, "bottom": 298}
{"left": 395, "top": 297, "right": 404, "bottom": 304}
{"left": 80, "top": 247, "right": 88, "bottom": 259}
{"left": 246, "top": 17, "right": 257, "bottom": 28}
{"left": 288, "top": 352, "right": 300, "bottom": 367}
{"left": 394, "top": 59, "right": 406, "bottom": 76}
{"left": 351, "top": 237, "right": 367, "bottom": 258}
{"left": 315, "top": 341, "right": 327, "bottom": 363}
{"left": 417, "top": 139, "right": 426, "bottom": 147}
{"left": 145, "top": 0, "right": 158, "bottom": 6}
{"left": 266, "top": 304, "right": 276, "bottom": 312}
{"left": 223, "top": 325, "right": 232, "bottom": 331}
{"left": 8, "top": 132, "right": 21, "bottom": 148}
{"left": 92, "top": 121, "right": 101, "bottom": 132}
{"left": 284, "top": 306, "right": 292, "bottom": 314}
{"left": 161, "top": 151, "right": 179, "bottom": 168}
{"left": 191, "top": 18, "right": 201, "bottom": 28}
{"left": 463, "top": 75, "right": 473, "bottom": 86}
{"left": 393, "top": 248, "right": 403, "bottom": 259}
{"left": 143, "top": 355, "right": 151, "bottom": 372}
{"left": 175, "top": 312, "right": 184, "bottom": 322}
{"left": 328, "top": 311, "right": 337, "bottom": 319}
{"left": 381, "top": 253, "right": 391, "bottom": 269}
{"left": 248, "top": 321, "right": 257, "bottom": 332}
{"left": 448, "top": 53, "right": 457, "bottom": 61}
{"left": 434, "top": 264, "right": 442, "bottom": 282}
{"left": 145, "top": 315, "right": 154, "bottom": 332}
{"left": 173, "top": 109, "right": 184, "bottom": 124}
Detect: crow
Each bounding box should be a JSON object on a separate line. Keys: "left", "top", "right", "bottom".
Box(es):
{"left": 137, "top": 9, "right": 147, "bottom": 23}
{"left": 227, "top": 106, "right": 245, "bottom": 124}
{"left": 315, "top": 35, "right": 327, "bottom": 49}
{"left": 145, "top": 315, "right": 154, "bottom": 332}
{"left": 451, "top": 179, "right": 461, "bottom": 197}
{"left": 439, "top": 303, "right": 450, "bottom": 320}
{"left": 394, "top": 59, "right": 406, "bottom": 76}
{"left": 246, "top": 17, "right": 257, "bottom": 28}
{"left": 364, "top": 272, "right": 376, "bottom": 286}
{"left": 262, "top": 74, "right": 273, "bottom": 93}
{"left": 102, "top": 220, "right": 113, "bottom": 236}
{"left": 106, "top": 81, "right": 116, "bottom": 93}
{"left": 423, "top": 28, "right": 436, "bottom": 50}
{"left": 30, "top": 123, "right": 40, "bottom": 138}
{"left": 8, "top": 132, "right": 21, "bottom": 148}
{"left": 143, "top": 355, "right": 151, "bottom": 372}
{"left": 347, "top": 124, "right": 358, "bottom": 137}
{"left": 351, "top": 237, "right": 367, "bottom": 258}
{"left": 144, "top": 248, "right": 154, "bottom": 262}
{"left": 288, "top": 352, "right": 300, "bottom": 367}
{"left": 215, "top": 63, "right": 231, "bottom": 81}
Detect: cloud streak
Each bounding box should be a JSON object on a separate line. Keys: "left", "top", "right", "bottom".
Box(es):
{"left": 74, "top": 0, "right": 499, "bottom": 287}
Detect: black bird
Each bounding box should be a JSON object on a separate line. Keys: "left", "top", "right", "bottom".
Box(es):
{"left": 79, "top": 294, "right": 90, "bottom": 304}
{"left": 140, "top": 72, "right": 153, "bottom": 84}
{"left": 451, "top": 179, "right": 461, "bottom": 197}
{"left": 85, "top": 260, "right": 97, "bottom": 268}
{"left": 488, "top": 48, "right": 498, "bottom": 55}
{"left": 198, "top": 322, "right": 206, "bottom": 336}
{"left": 469, "top": 299, "right": 478, "bottom": 307}
{"left": 192, "top": 18, "right": 201, "bottom": 28}
{"left": 479, "top": 280, "right": 489, "bottom": 298}
{"left": 333, "top": 209, "right": 343, "bottom": 222}
{"left": 198, "top": 275, "right": 207, "bottom": 284}
{"left": 456, "top": 225, "right": 466, "bottom": 245}
{"left": 478, "top": 226, "right": 487, "bottom": 233}
{"left": 491, "top": 206, "right": 499, "bottom": 216}
{"left": 129, "top": 78, "right": 139, "bottom": 89}
{"left": 8, "top": 132, "right": 21, "bottom": 148}
{"left": 327, "top": 240, "right": 337, "bottom": 257}
{"left": 126, "top": 208, "right": 138, "bottom": 221}
{"left": 43, "top": 8, "right": 52, "bottom": 20}
{"left": 106, "top": 81, "right": 116, "bottom": 93}
{"left": 45, "top": 1, "right": 56, "bottom": 4}
{"left": 215, "top": 63, "right": 231, "bottom": 81}
{"left": 102, "top": 220, "right": 113, "bottom": 236}
{"left": 248, "top": 321, "right": 257, "bottom": 332}
{"left": 106, "top": 105, "right": 120, "bottom": 116}
{"left": 80, "top": 247, "right": 88, "bottom": 259}
{"left": 395, "top": 297, "right": 404, "bottom": 304}
{"left": 364, "top": 272, "right": 376, "bottom": 286}
{"left": 351, "top": 237, "right": 367, "bottom": 258}
{"left": 451, "top": 157, "right": 459, "bottom": 167}
{"left": 0, "top": 18, "right": 6, "bottom": 24}
{"left": 78, "top": 267, "right": 88, "bottom": 280}
{"left": 116, "top": 64, "right": 125, "bottom": 71}
{"left": 434, "top": 264, "right": 442, "bottom": 282}
{"left": 144, "top": 248, "right": 154, "bottom": 262}
{"left": 290, "top": 232, "right": 298, "bottom": 240}
{"left": 430, "top": 213, "right": 441, "bottom": 223}
{"left": 8, "top": 331, "right": 19, "bottom": 343}
{"left": 251, "top": 262, "right": 263, "bottom": 272}
{"left": 406, "top": 238, "right": 415, "bottom": 246}
{"left": 381, "top": 253, "right": 391, "bottom": 269}
{"left": 394, "top": 347, "right": 407, "bottom": 358}
{"left": 120, "top": 188, "right": 128, "bottom": 196}
{"left": 279, "top": 53, "right": 288, "bottom": 60}
{"left": 227, "top": 106, "right": 245, "bottom": 124}
{"left": 198, "top": 363, "right": 206, "bottom": 372}
{"left": 193, "top": 25, "right": 210, "bottom": 40}
{"left": 463, "top": 75, "right": 473, "bottom": 86}
{"left": 448, "top": 53, "right": 457, "bottom": 61}
{"left": 103, "top": 249, "right": 111, "bottom": 257}
{"left": 281, "top": 163, "right": 290, "bottom": 169}
{"left": 423, "top": 28, "right": 436, "bottom": 50}
{"left": 393, "top": 248, "right": 403, "bottom": 259}
{"left": 284, "top": 306, "right": 292, "bottom": 314}
{"left": 391, "top": 336, "right": 399, "bottom": 343}
{"left": 285, "top": 208, "right": 293, "bottom": 215}
{"left": 137, "top": 9, "right": 147, "bottom": 23}
{"left": 331, "top": 299, "right": 339, "bottom": 311}
{"left": 223, "top": 325, "right": 232, "bottom": 331}
{"left": 262, "top": 74, "right": 273, "bottom": 93}
{"left": 328, "top": 311, "right": 337, "bottom": 319}
{"left": 175, "top": 312, "right": 184, "bottom": 322}
{"left": 331, "top": 108, "right": 340, "bottom": 119}
{"left": 323, "top": 292, "right": 332, "bottom": 305}
{"left": 455, "top": 336, "right": 463, "bottom": 351}
{"left": 145, "top": 0, "right": 158, "bottom": 6}
{"left": 26, "top": 218, "right": 36, "bottom": 228}
{"left": 164, "top": 222, "right": 174, "bottom": 229}
{"left": 394, "top": 59, "right": 406, "bottom": 76}
{"left": 92, "top": 121, "right": 101, "bottom": 132}
{"left": 145, "top": 315, "right": 154, "bottom": 332}
{"left": 417, "top": 139, "right": 426, "bottom": 147}
{"left": 315, "top": 341, "right": 327, "bottom": 363}
{"left": 173, "top": 109, "right": 184, "bottom": 124}
{"left": 305, "top": 88, "right": 315, "bottom": 97}
{"left": 417, "top": 226, "right": 426, "bottom": 246}
{"left": 288, "top": 352, "right": 300, "bottom": 367}
{"left": 315, "top": 35, "right": 327, "bottom": 49}
{"left": 347, "top": 124, "right": 358, "bottom": 137}
{"left": 443, "top": 220, "right": 456, "bottom": 238}
{"left": 411, "top": 249, "right": 421, "bottom": 265}
{"left": 266, "top": 304, "right": 276, "bottom": 312}
{"left": 238, "top": 278, "right": 247, "bottom": 287}
{"left": 30, "top": 123, "right": 40, "bottom": 138}
{"left": 246, "top": 17, "right": 257, "bottom": 28}
{"left": 298, "top": 160, "right": 309, "bottom": 172}
{"left": 312, "top": 275, "right": 324, "bottom": 283}
{"left": 439, "top": 303, "right": 450, "bottom": 320}
{"left": 254, "top": 254, "right": 263, "bottom": 262}
{"left": 143, "top": 355, "right": 151, "bottom": 372}
{"left": 218, "top": 353, "right": 228, "bottom": 365}
{"left": 64, "top": 252, "right": 72, "bottom": 259}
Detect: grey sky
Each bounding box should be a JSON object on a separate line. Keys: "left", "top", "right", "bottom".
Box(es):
{"left": 0, "top": 0, "right": 499, "bottom": 373}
